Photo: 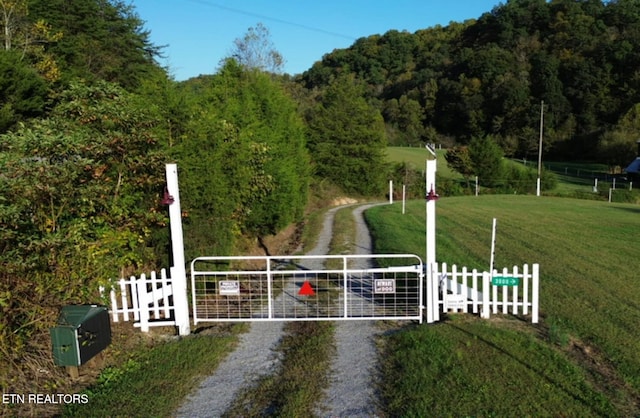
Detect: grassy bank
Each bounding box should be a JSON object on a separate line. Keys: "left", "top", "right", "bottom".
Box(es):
{"left": 62, "top": 326, "right": 240, "bottom": 417}
{"left": 366, "top": 195, "right": 640, "bottom": 416}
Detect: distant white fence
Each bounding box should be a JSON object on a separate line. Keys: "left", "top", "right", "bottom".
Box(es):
{"left": 100, "top": 268, "right": 177, "bottom": 332}
{"left": 426, "top": 263, "right": 539, "bottom": 324}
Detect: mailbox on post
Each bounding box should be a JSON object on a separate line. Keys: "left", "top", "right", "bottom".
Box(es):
{"left": 50, "top": 305, "right": 111, "bottom": 368}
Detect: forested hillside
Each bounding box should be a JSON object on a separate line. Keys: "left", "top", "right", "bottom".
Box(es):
{"left": 2, "top": 0, "right": 640, "bottom": 409}
{"left": 302, "top": 0, "right": 640, "bottom": 167}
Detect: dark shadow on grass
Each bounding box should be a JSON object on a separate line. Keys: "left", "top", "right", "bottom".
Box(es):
{"left": 445, "top": 321, "right": 612, "bottom": 415}
{"left": 609, "top": 205, "right": 640, "bottom": 214}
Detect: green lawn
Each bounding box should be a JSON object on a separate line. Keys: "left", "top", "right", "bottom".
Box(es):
{"left": 386, "top": 146, "right": 463, "bottom": 180}
{"left": 366, "top": 195, "right": 640, "bottom": 416}
{"left": 387, "top": 146, "right": 639, "bottom": 201}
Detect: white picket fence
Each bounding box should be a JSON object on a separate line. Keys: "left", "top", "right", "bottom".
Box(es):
{"left": 101, "top": 262, "right": 539, "bottom": 331}
{"left": 100, "top": 268, "right": 177, "bottom": 332}
{"left": 426, "top": 263, "right": 539, "bottom": 323}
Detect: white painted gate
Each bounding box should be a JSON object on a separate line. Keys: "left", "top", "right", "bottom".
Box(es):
{"left": 191, "top": 254, "right": 424, "bottom": 324}
{"left": 100, "top": 268, "right": 178, "bottom": 331}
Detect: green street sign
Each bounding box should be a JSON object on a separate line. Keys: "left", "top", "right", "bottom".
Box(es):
{"left": 492, "top": 276, "right": 519, "bottom": 286}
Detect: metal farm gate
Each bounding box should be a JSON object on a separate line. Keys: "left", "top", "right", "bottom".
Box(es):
{"left": 191, "top": 254, "right": 424, "bottom": 324}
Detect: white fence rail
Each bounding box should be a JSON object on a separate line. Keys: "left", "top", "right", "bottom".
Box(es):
{"left": 427, "top": 263, "right": 539, "bottom": 323}
{"left": 100, "top": 268, "right": 177, "bottom": 332}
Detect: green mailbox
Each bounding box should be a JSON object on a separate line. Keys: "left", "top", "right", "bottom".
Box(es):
{"left": 50, "top": 305, "right": 111, "bottom": 367}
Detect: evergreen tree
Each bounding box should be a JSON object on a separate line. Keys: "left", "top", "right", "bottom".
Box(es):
{"left": 0, "top": 49, "right": 47, "bottom": 132}
{"left": 468, "top": 135, "right": 505, "bottom": 187}
{"left": 306, "top": 73, "right": 387, "bottom": 195}
{"left": 28, "top": 0, "right": 164, "bottom": 90}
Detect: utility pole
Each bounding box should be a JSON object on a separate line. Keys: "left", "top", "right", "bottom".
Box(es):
{"left": 536, "top": 100, "right": 544, "bottom": 197}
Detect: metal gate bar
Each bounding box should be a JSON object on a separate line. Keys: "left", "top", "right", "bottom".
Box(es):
{"left": 191, "top": 254, "right": 423, "bottom": 324}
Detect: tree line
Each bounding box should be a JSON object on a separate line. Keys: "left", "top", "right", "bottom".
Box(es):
{"left": 302, "top": 0, "right": 640, "bottom": 170}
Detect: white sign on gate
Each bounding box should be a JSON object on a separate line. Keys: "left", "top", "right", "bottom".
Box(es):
{"left": 374, "top": 279, "right": 396, "bottom": 294}
{"left": 219, "top": 281, "right": 240, "bottom": 295}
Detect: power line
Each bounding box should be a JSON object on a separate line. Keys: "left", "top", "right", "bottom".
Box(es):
{"left": 186, "top": 0, "right": 357, "bottom": 41}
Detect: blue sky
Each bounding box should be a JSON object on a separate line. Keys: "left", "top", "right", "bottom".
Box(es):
{"left": 130, "top": 0, "right": 502, "bottom": 81}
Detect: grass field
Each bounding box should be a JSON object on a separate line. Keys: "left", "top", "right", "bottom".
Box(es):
{"left": 387, "top": 146, "right": 639, "bottom": 200}
{"left": 365, "top": 195, "right": 640, "bottom": 416}
{"left": 386, "top": 146, "right": 462, "bottom": 180}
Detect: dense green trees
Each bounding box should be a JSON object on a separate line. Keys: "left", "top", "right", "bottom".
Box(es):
{"left": 302, "top": 0, "right": 640, "bottom": 164}
{"left": 173, "top": 59, "right": 310, "bottom": 257}
{"left": 306, "top": 74, "right": 388, "bottom": 195}
{"left": 26, "top": 0, "right": 161, "bottom": 89}
{"left": 0, "top": 49, "right": 48, "bottom": 131}
{"left": 5, "top": 0, "right": 640, "bottom": 404}
{"left": 468, "top": 135, "right": 505, "bottom": 187}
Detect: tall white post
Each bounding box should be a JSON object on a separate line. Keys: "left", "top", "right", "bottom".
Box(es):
{"left": 402, "top": 184, "right": 406, "bottom": 214}
{"left": 425, "top": 157, "right": 437, "bottom": 322}
{"left": 537, "top": 100, "right": 544, "bottom": 197}
{"left": 165, "top": 164, "right": 191, "bottom": 336}
{"left": 389, "top": 180, "right": 393, "bottom": 204}
{"left": 426, "top": 160, "right": 437, "bottom": 269}
{"left": 489, "top": 218, "right": 497, "bottom": 275}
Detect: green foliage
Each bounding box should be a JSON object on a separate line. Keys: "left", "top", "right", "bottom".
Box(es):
{"left": 306, "top": 73, "right": 388, "bottom": 195}
{"left": 0, "top": 50, "right": 48, "bottom": 132}
{"left": 174, "top": 60, "right": 310, "bottom": 257}
{"left": 302, "top": 0, "right": 640, "bottom": 163}
{"left": 0, "top": 80, "right": 166, "bottom": 395}
{"left": 468, "top": 135, "right": 505, "bottom": 187}
{"left": 445, "top": 145, "right": 474, "bottom": 184}
{"left": 387, "top": 162, "right": 424, "bottom": 199}
{"left": 28, "top": 0, "right": 164, "bottom": 90}
{"left": 598, "top": 103, "right": 640, "bottom": 170}
{"left": 503, "top": 162, "right": 557, "bottom": 193}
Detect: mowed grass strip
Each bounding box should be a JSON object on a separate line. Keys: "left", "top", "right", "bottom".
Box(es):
{"left": 223, "top": 321, "right": 335, "bottom": 418}
{"left": 366, "top": 195, "right": 640, "bottom": 416}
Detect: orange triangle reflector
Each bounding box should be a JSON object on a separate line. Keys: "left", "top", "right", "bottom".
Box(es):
{"left": 298, "top": 281, "right": 315, "bottom": 296}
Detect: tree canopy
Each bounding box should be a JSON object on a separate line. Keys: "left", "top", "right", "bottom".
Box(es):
{"left": 302, "top": 0, "right": 640, "bottom": 162}
{"left": 306, "top": 73, "right": 388, "bottom": 195}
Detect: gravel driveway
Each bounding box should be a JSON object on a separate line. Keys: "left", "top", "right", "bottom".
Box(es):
{"left": 175, "top": 203, "right": 384, "bottom": 417}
